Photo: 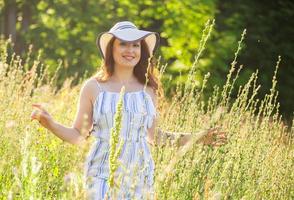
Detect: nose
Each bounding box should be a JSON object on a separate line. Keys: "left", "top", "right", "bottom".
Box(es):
{"left": 125, "top": 44, "right": 134, "bottom": 52}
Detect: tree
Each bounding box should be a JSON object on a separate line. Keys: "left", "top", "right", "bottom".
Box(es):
{"left": 206, "top": 0, "right": 294, "bottom": 120}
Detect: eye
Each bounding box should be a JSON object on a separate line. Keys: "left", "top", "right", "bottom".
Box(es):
{"left": 133, "top": 43, "right": 140, "bottom": 47}
{"left": 119, "top": 42, "right": 127, "bottom": 46}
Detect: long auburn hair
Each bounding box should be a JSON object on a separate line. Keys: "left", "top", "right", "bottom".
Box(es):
{"left": 94, "top": 37, "right": 161, "bottom": 94}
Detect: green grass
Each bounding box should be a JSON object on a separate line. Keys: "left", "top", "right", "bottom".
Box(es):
{"left": 0, "top": 26, "right": 293, "bottom": 200}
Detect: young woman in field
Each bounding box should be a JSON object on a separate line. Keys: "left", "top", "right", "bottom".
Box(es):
{"left": 31, "top": 21, "right": 226, "bottom": 199}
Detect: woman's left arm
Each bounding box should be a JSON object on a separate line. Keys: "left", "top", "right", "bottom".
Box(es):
{"left": 145, "top": 87, "right": 227, "bottom": 147}
{"left": 161, "top": 128, "right": 227, "bottom": 147}
{"left": 148, "top": 125, "right": 227, "bottom": 147}
{"left": 147, "top": 121, "right": 187, "bottom": 146}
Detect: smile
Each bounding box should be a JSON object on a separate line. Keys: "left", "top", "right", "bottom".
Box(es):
{"left": 123, "top": 55, "right": 135, "bottom": 61}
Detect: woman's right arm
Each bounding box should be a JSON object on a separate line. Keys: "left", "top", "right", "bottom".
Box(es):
{"left": 31, "top": 79, "right": 96, "bottom": 146}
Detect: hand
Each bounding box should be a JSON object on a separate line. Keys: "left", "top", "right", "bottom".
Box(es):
{"left": 201, "top": 127, "right": 227, "bottom": 147}
{"left": 31, "top": 103, "right": 54, "bottom": 129}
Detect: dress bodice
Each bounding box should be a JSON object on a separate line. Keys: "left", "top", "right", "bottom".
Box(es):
{"left": 90, "top": 89, "right": 156, "bottom": 142}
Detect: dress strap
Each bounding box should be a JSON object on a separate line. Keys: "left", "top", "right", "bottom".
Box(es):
{"left": 93, "top": 78, "right": 104, "bottom": 92}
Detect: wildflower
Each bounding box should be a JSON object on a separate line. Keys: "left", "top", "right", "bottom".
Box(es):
{"left": 109, "top": 86, "right": 125, "bottom": 188}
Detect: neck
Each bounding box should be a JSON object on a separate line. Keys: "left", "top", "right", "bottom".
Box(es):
{"left": 111, "top": 66, "right": 137, "bottom": 84}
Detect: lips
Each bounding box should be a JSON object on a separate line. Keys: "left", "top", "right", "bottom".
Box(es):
{"left": 123, "top": 55, "right": 135, "bottom": 61}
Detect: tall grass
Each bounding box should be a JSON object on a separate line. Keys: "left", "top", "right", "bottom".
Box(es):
{"left": 0, "top": 24, "right": 293, "bottom": 200}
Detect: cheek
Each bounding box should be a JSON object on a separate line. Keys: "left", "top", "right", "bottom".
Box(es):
{"left": 136, "top": 50, "right": 141, "bottom": 60}
{"left": 113, "top": 49, "right": 122, "bottom": 62}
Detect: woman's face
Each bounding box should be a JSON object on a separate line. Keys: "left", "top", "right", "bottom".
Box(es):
{"left": 112, "top": 38, "right": 141, "bottom": 69}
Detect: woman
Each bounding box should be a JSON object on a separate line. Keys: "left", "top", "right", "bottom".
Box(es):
{"left": 31, "top": 21, "right": 226, "bottom": 199}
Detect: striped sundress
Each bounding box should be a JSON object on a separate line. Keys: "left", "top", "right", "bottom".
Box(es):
{"left": 84, "top": 79, "right": 156, "bottom": 200}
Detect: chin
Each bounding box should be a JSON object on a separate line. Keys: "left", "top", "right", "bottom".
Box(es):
{"left": 122, "top": 62, "right": 139, "bottom": 68}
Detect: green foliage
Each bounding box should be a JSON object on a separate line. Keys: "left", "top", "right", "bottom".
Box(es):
{"left": 203, "top": 0, "right": 294, "bottom": 119}
{"left": 1, "top": 0, "right": 293, "bottom": 117}
{"left": 0, "top": 0, "right": 4, "bottom": 11}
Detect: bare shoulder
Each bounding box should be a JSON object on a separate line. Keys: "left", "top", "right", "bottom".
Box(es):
{"left": 81, "top": 78, "right": 99, "bottom": 92}
{"left": 80, "top": 78, "right": 100, "bottom": 104}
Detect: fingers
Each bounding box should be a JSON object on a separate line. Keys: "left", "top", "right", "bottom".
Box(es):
{"left": 30, "top": 110, "right": 41, "bottom": 121}
{"left": 216, "top": 132, "right": 227, "bottom": 139}
{"left": 212, "top": 137, "right": 227, "bottom": 146}
{"left": 211, "top": 142, "right": 225, "bottom": 147}
{"left": 210, "top": 128, "right": 228, "bottom": 147}
{"left": 32, "top": 103, "right": 47, "bottom": 113}
{"left": 208, "top": 127, "right": 220, "bottom": 132}
{"left": 212, "top": 137, "right": 228, "bottom": 147}
{"left": 216, "top": 132, "right": 227, "bottom": 141}
{"left": 210, "top": 128, "right": 227, "bottom": 137}
{"left": 31, "top": 103, "right": 47, "bottom": 121}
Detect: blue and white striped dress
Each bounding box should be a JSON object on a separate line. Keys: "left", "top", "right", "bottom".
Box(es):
{"left": 84, "top": 80, "right": 156, "bottom": 200}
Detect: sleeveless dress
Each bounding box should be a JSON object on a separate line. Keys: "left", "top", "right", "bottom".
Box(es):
{"left": 84, "top": 80, "right": 156, "bottom": 200}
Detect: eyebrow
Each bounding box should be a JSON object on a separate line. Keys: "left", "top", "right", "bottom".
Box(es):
{"left": 119, "top": 41, "right": 140, "bottom": 45}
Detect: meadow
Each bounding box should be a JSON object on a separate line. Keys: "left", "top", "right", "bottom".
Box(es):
{"left": 0, "top": 30, "right": 293, "bottom": 199}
